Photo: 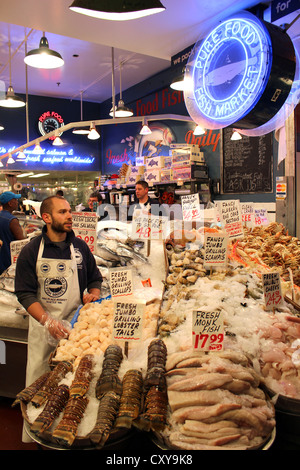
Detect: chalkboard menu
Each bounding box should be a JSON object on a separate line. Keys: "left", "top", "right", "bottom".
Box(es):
{"left": 222, "top": 128, "right": 273, "bottom": 194}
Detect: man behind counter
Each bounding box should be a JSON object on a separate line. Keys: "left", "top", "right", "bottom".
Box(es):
{"left": 15, "top": 195, "right": 102, "bottom": 385}
{"left": 128, "top": 180, "right": 167, "bottom": 220}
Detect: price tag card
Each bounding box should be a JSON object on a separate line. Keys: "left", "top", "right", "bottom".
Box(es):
{"left": 132, "top": 213, "right": 167, "bottom": 240}
{"left": 72, "top": 212, "right": 98, "bottom": 254}
{"left": 253, "top": 208, "right": 269, "bottom": 226}
{"left": 262, "top": 272, "right": 283, "bottom": 310}
{"left": 218, "top": 200, "right": 243, "bottom": 239}
{"left": 109, "top": 267, "right": 133, "bottom": 298}
{"left": 113, "top": 299, "right": 145, "bottom": 342}
{"left": 192, "top": 309, "right": 224, "bottom": 351}
{"left": 240, "top": 202, "right": 254, "bottom": 225}
{"left": 10, "top": 238, "right": 30, "bottom": 264}
{"left": 204, "top": 233, "right": 228, "bottom": 268}
{"left": 181, "top": 193, "right": 202, "bottom": 222}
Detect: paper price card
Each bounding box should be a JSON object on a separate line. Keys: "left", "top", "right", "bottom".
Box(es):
{"left": 240, "top": 203, "right": 254, "bottom": 224}
{"left": 204, "top": 233, "right": 228, "bottom": 268}
{"left": 109, "top": 267, "right": 133, "bottom": 298}
{"left": 262, "top": 272, "right": 283, "bottom": 310}
{"left": 192, "top": 309, "right": 224, "bottom": 351}
{"left": 132, "top": 213, "right": 167, "bottom": 240}
{"left": 218, "top": 200, "right": 243, "bottom": 239}
{"left": 253, "top": 208, "right": 268, "bottom": 226}
{"left": 113, "top": 299, "right": 145, "bottom": 342}
{"left": 181, "top": 193, "right": 202, "bottom": 222}
{"left": 72, "top": 212, "right": 98, "bottom": 254}
{"left": 10, "top": 238, "right": 30, "bottom": 264}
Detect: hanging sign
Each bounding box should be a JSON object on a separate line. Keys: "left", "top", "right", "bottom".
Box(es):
{"left": 113, "top": 299, "right": 145, "bottom": 342}
{"left": 192, "top": 309, "right": 224, "bottom": 351}
{"left": 184, "top": 10, "right": 296, "bottom": 131}
{"left": 262, "top": 272, "right": 284, "bottom": 310}
{"left": 204, "top": 233, "right": 228, "bottom": 267}
{"left": 109, "top": 267, "right": 133, "bottom": 298}
{"left": 38, "top": 110, "right": 65, "bottom": 140}
{"left": 72, "top": 212, "right": 97, "bottom": 254}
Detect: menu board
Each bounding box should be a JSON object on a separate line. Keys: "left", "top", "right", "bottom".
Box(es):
{"left": 222, "top": 128, "right": 273, "bottom": 194}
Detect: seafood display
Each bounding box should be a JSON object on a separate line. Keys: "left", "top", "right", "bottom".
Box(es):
{"left": 163, "top": 349, "right": 275, "bottom": 450}
{"left": 30, "top": 384, "right": 70, "bottom": 436}
{"left": 54, "top": 299, "right": 161, "bottom": 366}
{"left": 12, "top": 372, "right": 50, "bottom": 407}
{"left": 95, "top": 345, "right": 123, "bottom": 399}
{"left": 89, "top": 391, "right": 121, "bottom": 447}
{"left": 30, "top": 361, "right": 73, "bottom": 408}
{"left": 52, "top": 395, "right": 89, "bottom": 447}
{"left": 70, "top": 354, "right": 94, "bottom": 398}
{"left": 115, "top": 370, "right": 143, "bottom": 429}
{"left": 231, "top": 222, "right": 300, "bottom": 287}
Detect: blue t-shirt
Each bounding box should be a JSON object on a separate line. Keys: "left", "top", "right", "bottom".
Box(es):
{"left": 0, "top": 210, "right": 17, "bottom": 273}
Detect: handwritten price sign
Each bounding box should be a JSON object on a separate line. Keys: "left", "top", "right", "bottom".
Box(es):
{"left": 192, "top": 309, "right": 224, "bottom": 351}
{"left": 72, "top": 212, "right": 98, "bottom": 253}
{"left": 181, "top": 193, "right": 202, "bottom": 222}
{"left": 262, "top": 272, "right": 283, "bottom": 310}
{"left": 132, "top": 214, "right": 167, "bottom": 240}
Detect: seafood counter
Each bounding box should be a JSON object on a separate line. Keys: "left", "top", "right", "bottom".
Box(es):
{"left": 6, "top": 221, "right": 300, "bottom": 450}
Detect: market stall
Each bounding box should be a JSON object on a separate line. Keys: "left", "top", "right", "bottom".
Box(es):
{"left": 7, "top": 210, "right": 300, "bottom": 450}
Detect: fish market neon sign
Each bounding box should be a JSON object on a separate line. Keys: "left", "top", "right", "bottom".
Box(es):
{"left": 185, "top": 12, "right": 272, "bottom": 128}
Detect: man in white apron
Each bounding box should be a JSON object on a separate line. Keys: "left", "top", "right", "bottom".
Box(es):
{"left": 15, "top": 196, "right": 102, "bottom": 441}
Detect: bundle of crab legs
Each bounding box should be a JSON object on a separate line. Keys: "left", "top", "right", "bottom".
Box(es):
{"left": 12, "top": 339, "right": 168, "bottom": 448}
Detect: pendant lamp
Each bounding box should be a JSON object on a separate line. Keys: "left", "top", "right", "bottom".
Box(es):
{"left": 69, "top": 0, "right": 165, "bottom": 21}
{"left": 193, "top": 125, "right": 205, "bottom": 136}
{"left": 0, "top": 124, "right": 4, "bottom": 131}
{"left": 0, "top": 40, "right": 25, "bottom": 108}
{"left": 88, "top": 122, "right": 100, "bottom": 140}
{"left": 24, "top": 33, "right": 64, "bottom": 69}
{"left": 109, "top": 62, "right": 133, "bottom": 117}
{"left": 231, "top": 130, "right": 242, "bottom": 141}
{"left": 73, "top": 91, "right": 89, "bottom": 134}
{"left": 140, "top": 119, "right": 151, "bottom": 135}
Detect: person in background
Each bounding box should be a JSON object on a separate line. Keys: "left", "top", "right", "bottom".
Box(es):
{"left": 85, "top": 191, "right": 114, "bottom": 221}
{"left": 15, "top": 195, "right": 102, "bottom": 389}
{"left": 0, "top": 191, "right": 26, "bottom": 274}
{"left": 56, "top": 190, "right": 64, "bottom": 197}
{"left": 128, "top": 180, "right": 167, "bottom": 220}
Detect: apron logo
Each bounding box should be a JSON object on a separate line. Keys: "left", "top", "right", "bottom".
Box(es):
{"left": 40, "top": 263, "right": 51, "bottom": 274}
{"left": 57, "top": 262, "right": 66, "bottom": 273}
{"left": 44, "top": 277, "right": 67, "bottom": 298}
{"left": 74, "top": 248, "right": 83, "bottom": 265}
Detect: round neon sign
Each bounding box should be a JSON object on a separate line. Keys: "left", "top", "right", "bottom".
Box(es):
{"left": 184, "top": 11, "right": 296, "bottom": 131}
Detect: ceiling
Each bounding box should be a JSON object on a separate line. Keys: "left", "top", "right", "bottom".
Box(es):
{"left": 0, "top": 0, "right": 268, "bottom": 104}
{"left": 0, "top": 0, "right": 299, "bottom": 188}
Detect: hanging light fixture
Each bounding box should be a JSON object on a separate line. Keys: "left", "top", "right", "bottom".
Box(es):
{"left": 73, "top": 91, "right": 90, "bottom": 134}
{"left": 88, "top": 122, "right": 100, "bottom": 140}
{"left": 33, "top": 142, "right": 43, "bottom": 154}
{"left": 0, "top": 160, "right": 3, "bottom": 168}
{"left": 193, "top": 125, "right": 206, "bottom": 136}
{"left": 170, "top": 67, "right": 186, "bottom": 91}
{"left": 7, "top": 153, "right": 15, "bottom": 164}
{"left": 110, "top": 61, "right": 133, "bottom": 117}
{"left": 0, "top": 124, "right": 4, "bottom": 131}
{"left": 69, "top": 0, "right": 165, "bottom": 21}
{"left": 53, "top": 136, "right": 64, "bottom": 146}
{"left": 24, "top": 32, "right": 64, "bottom": 69}
{"left": 140, "top": 118, "right": 152, "bottom": 135}
{"left": 16, "top": 149, "right": 26, "bottom": 160}
{"left": 231, "top": 130, "right": 242, "bottom": 141}
{"left": 0, "top": 39, "right": 25, "bottom": 108}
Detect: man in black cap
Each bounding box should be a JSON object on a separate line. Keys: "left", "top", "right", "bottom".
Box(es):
{"left": 0, "top": 191, "right": 26, "bottom": 274}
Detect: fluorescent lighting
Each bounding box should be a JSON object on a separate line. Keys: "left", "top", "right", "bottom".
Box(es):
{"left": 69, "top": 0, "right": 166, "bottom": 21}
{"left": 29, "top": 173, "right": 50, "bottom": 178}
{"left": 24, "top": 35, "right": 64, "bottom": 69}
{"left": 17, "top": 173, "right": 34, "bottom": 177}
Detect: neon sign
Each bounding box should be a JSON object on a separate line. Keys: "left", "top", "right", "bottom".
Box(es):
{"left": 38, "top": 110, "right": 64, "bottom": 140}
{"left": 184, "top": 11, "right": 296, "bottom": 130}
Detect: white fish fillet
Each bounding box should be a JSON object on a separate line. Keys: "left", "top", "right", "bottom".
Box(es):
{"left": 168, "top": 372, "right": 233, "bottom": 391}
{"left": 172, "top": 403, "right": 242, "bottom": 423}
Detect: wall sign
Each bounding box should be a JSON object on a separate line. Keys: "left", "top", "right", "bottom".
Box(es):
{"left": 38, "top": 110, "right": 64, "bottom": 140}
{"left": 184, "top": 11, "right": 296, "bottom": 131}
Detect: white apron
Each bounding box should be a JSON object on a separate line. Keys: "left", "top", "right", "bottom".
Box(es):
{"left": 25, "top": 238, "right": 81, "bottom": 387}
